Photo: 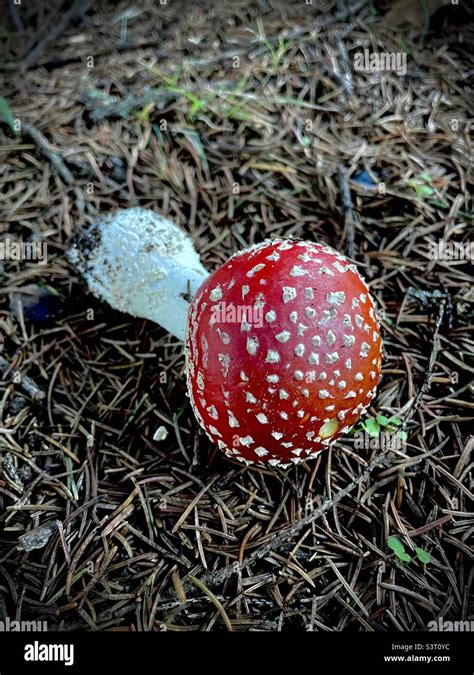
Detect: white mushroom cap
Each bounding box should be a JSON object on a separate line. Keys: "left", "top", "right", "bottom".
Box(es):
{"left": 68, "top": 208, "right": 209, "bottom": 340}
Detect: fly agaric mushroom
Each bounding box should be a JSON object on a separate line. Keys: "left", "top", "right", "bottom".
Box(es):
{"left": 69, "top": 209, "right": 382, "bottom": 468}
{"left": 185, "top": 239, "right": 382, "bottom": 467}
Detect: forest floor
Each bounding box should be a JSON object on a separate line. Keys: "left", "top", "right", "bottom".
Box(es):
{"left": 0, "top": 0, "right": 472, "bottom": 631}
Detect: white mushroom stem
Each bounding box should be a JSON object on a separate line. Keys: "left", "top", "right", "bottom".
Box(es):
{"left": 68, "top": 208, "right": 209, "bottom": 340}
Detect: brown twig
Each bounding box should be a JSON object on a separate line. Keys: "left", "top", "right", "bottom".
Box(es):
{"left": 402, "top": 295, "right": 446, "bottom": 427}
{"left": 0, "top": 355, "right": 46, "bottom": 401}
{"left": 338, "top": 165, "right": 357, "bottom": 259}
{"left": 20, "top": 121, "right": 74, "bottom": 185}
{"left": 202, "top": 445, "right": 391, "bottom": 588}
{"left": 80, "top": 88, "right": 177, "bottom": 122}
{"left": 405, "top": 515, "right": 453, "bottom": 537}
{"left": 23, "top": 0, "right": 91, "bottom": 67}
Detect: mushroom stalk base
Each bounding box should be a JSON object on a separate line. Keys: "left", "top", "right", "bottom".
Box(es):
{"left": 68, "top": 208, "right": 209, "bottom": 340}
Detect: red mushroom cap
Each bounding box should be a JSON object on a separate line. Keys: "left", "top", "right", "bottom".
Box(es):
{"left": 185, "top": 239, "right": 382, "bottom": 467}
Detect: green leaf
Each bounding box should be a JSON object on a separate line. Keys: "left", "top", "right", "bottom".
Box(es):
{"left": 415, "top": 547, "right": 431, "bottom": 564}
{"left": 0, "top": 96, "right": 17, "bottom": 135}
{"left": 376, "top": 414, "right": 390, "bottom": 426}
{"left": 394, "top": 35, "right": 411, "bottom": 55}
{"left": 188, "top": 98, "right": 205, "bottom": 118}
{"left": 387, "top": 536, "right": 405, "bottom": 556}
{"left": 399, "top": 552, "right": 412, "bottom": 563}
{"left": 363, "top": 418, "right": 380, "bottom": 436}
{"left": 428, "top": 199, "right": 449, "bottom": 209}
{"left": 417, "top": 184, "right": 434, "bottom": 197}
{"left": 40, "top": 283, "right": 60, "bottom": 296}
{"left": 399, "top": 430, "right": 408, "bottom": 441}
{"left": 227, "top": 106, "right": 252, "bottom": 121}
{"left": 387, "top": 416, "right": 402, "bottom": 426}
{"left": 136, "top": 102, "right": 155, "bottom": 124}
{"left": 407, "top": 177, "right": 434, "bottom": 199}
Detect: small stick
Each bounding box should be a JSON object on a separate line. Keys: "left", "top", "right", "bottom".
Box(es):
{"left": 80, "top": 88, "right": 177, "bottom": 122}
{"left": 338, "top": 165, "right": 356, "bottom": 259}
{"left": 404, "top": 515, "right": 452, "bottom": 537}
{"left": 80, "top": 79, "right": 234, "bottom": 122}
{"left": 21, "top": 122, "right": 74, "bottom": 186}
{"left": 0, "top": 355, "right": 46, "bottom": 401}
{"left": 402, "top": 296, "right": 445, "bottom": 427}
{"left": 9, "top": 2, "right": 24, "bottom": 32}
{"left": 335, "top": 32, "right": 354, "bottom": 96}
{"left": 202, "top": 445, "right": 391, "bottom": 588}
{"left": 23, "top": 0, "right": 91, "bottom": 67}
